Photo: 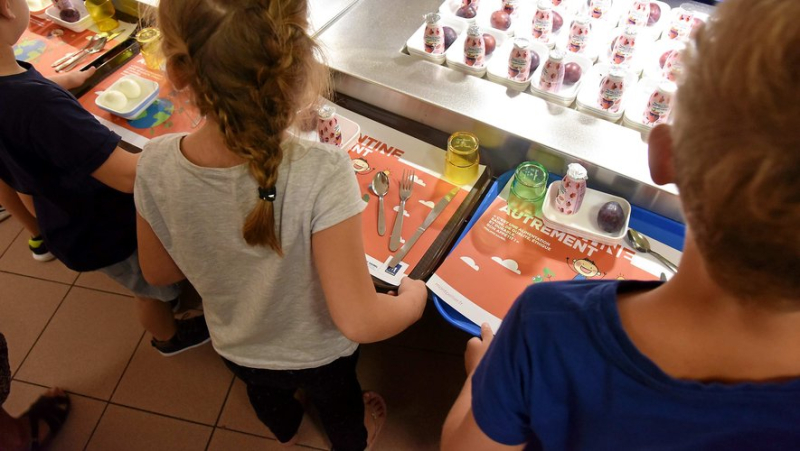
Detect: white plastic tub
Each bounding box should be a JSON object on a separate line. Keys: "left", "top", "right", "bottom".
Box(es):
{"left": 541, "top": 181, "right": 631, "bottom": 246}
{"left": 406, "top": 16, "right": 468, "bottom": 65}
{"left": 45, "top": 5, "right": 92, "bottom": 33}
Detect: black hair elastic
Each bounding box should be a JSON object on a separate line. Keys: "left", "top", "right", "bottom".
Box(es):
{"left": 258, "top": 187, "right": 276, "bottom": 202}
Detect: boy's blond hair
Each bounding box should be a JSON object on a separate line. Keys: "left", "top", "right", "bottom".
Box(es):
{"left": 671, "top": 0, "right": 800, "bottom": 302}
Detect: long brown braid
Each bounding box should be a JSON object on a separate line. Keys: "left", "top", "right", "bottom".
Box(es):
{"left": 157, "top": 0, "right": 330, "bottom": 254}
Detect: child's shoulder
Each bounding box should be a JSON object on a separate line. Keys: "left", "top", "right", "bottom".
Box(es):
{"left": 285, "top": 138, "right": 352, "bottom": 174}
{"left": 516, "top": 280, "right": 625, "bottom": 317}
{"left": 4, "top": 75, "right": 71, "bottom": 107}
{"left": 138, "top": 134, "right": 185, "bottom": 171}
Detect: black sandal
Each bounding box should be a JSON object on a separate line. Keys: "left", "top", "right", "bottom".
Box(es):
{"left": 25, "top": 393, "right": 70, "bottom": 451}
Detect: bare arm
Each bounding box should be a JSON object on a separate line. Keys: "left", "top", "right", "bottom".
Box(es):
{"left": 91, "top": 147, "right": 139, "bottom": 193}
{"left": 136, "top": 213, "right": 185, "bottom": 286}
{"left": 312, "top": 214, "right": 427, "bottom": 343}
{"left": 442, "top": 325, "right": 525, "bottom": 451}
{"left": 48, "top": 67, "right": 96, "bottom": 90}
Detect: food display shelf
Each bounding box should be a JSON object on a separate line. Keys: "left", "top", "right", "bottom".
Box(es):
{"left": 316, "top": 0, "right": 715, "bottom": 223}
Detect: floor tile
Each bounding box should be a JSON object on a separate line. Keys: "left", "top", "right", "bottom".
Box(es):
{"left": 207, "top": 428, "right": 293, "bottom": 451}
{"left": 384, "top": 302, "right": 472, "bottom": 356}
{"left": 112, "top": 336, "right": 232, "bottom": 425}
{"left": 0, "top": 272, "right": 69, "bottom": 373}
{"left": 0, "top": 232, "right": 78, "bottom": 285}
{"left": 15, "top": 287, "right": 143, "bottom": 400}
{"left": 3, "top": 381, "right": 106, "bottom": 451}
{"left": 217, "top": 378, "right": 331, "bottom": 450}
{"left": 357, "top": 344, "right": 466, "bottom": 451}
{"left": 87, "top": 404, "right": 212, "bottom": 451}
{"left": 74, "top": 271, "right": 133, "bottom": 296}
{"left": 0, "top": 216, "right": 22, "bottom": 259}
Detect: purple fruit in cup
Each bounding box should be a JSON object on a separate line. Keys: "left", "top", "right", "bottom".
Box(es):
{"left": 563, "top": 62, "right": 582, "bottom": 85}
{"left": 483, "top": 33, "right": 497, "bottom": 55}
{"left": 456, "top": 5, "right": 477, "bottom": 18}
{"left": 443, "top": 26, "right": 458, "bottom": 50}
{"left": 553, "top": 11, "right": 563, "bottom": 32}
{"left": 530, "top": 51, "right": 541, "bottom": 73}
{"left": 597, "top": 201, "right": 626, "bottom": 233}
{"left": 647, "top": 3, "right": 661, "bottom": 25}
{"left": 491, "top": 10, "right": 512, "bottom": 30}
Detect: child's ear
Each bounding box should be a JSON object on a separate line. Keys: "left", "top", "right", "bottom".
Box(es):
{"left": 165, "top": 57, "right": 191, "bottom": 90}
{"left": 647, "top": 124, "right": 676, "bottom": 185}
{"left": 0, "top": 0, "right": 15, "bottom": 20}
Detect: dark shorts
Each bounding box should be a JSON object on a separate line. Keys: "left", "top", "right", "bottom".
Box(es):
{"left": 1, "top": 333, "right": 10, "bottom": 406}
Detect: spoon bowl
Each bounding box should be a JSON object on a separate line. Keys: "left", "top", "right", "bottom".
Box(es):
{"left": 370, "top": 172, "right": 390, "bottom": 236}
{"left": 626, "top": 229, "right": 651, "bottom": 253}
{"left": 626, "top": 229, "right": 679, "bottom": 273}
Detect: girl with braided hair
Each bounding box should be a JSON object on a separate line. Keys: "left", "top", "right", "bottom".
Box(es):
{"left": 134, "top": 0, "right": 427, "bottom": 448}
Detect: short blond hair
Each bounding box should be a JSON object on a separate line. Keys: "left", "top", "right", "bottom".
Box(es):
{"left": 671, "top": 0, "right": 800, "bottom": 302}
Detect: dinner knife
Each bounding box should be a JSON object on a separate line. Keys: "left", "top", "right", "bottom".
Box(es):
{"left": 387, "top": 187, "right": 459, "bottom": 268}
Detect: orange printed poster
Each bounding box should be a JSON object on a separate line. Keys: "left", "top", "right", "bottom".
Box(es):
{"left": 427, "top": 182, "right": 682, "bottom": 332}
{"left": 78, "top": 56, "right": 203, "bottom": 149}
{"left": 14, "top": 16, "right": 135, "bottom": 78}
{"left": 333, "top": 107, "right": 487, "bottom": 286}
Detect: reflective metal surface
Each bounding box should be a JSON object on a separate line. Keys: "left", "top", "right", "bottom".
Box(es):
{"left": 318, "top": 0, "right": 688, "bottom": 222}
{"left": 308, "top": 0, "right": 361, "bottom": 36}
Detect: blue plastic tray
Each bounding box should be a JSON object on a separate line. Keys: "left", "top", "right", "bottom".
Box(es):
{"left": 432, "top": 169, "right": 686, "bottom": 336}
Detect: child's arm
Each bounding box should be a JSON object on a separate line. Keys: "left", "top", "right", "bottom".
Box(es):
{"left": 136, "top": 213, "right": 185, "bottom": 285}
{"left": 312, "top": 214, "right": 427, "bottom": 343}
{"left": 48, "top": 67, "right": 96, "bottom": 91}
{"left": 90, "top": 147, "right": 139, "bottom": 193}
{"left": 441, "top": 325, "right": 524, "bottom": 451}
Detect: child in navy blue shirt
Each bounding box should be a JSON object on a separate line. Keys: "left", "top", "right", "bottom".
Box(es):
{"left": 0, "top": 0, "right": 208, "bottom": 357}
{"left": 442, "top": 0, "right": 800, "bottom": 449}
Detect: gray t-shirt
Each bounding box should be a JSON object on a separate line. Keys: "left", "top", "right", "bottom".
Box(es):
{"left": 135, "top": 133, "right": 365, "bottom": 370}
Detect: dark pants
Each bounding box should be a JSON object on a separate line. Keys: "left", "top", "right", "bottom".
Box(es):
{"left": 222, "top": 349, "right": 367, "bottom": 451}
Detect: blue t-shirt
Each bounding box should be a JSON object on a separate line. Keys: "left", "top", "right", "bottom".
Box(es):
{"left": 472, "top": 280, "right": 800, "bottom": 450}
{"left": 0, "top": 62, "right": 136, "bottom": 271}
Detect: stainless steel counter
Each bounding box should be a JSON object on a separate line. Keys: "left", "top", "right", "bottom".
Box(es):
{"left": 308, "top": 0, "right": 361, "bottom": 36}
{"left": 318, "top": 0, "right": 693, "bottom": 222}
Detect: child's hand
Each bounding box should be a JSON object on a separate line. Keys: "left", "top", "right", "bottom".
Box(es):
{"left": 398, "top": 277, "right": 427, "bottom": 321}
{"left": 49, "top": 67, "right": 97, "bottom": 90}
{"left": 465, "top": 323, "right": 494, "bottom": 374}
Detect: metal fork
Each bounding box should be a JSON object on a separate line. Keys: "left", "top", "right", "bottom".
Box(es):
{"left": 389, "top": 169, "right": 415, "bottom": 252}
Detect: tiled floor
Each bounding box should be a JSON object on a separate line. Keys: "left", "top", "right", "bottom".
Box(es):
{"left": 0, "top": 217, "right": 472, "bottom": 450}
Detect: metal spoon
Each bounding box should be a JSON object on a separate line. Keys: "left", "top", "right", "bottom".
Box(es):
{"left": 369, "top": 171, "right": 389, "bottom": 236}
{"left": 52, "top": 35, "right": 100, "bottom": 67}
{"left": 626, "top": 229, "right": 679, "bottom": 273}
{"left": 56, "top": 36, "right": 107, "bottom": 73}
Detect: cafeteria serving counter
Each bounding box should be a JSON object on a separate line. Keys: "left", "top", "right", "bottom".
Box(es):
{"left": 315, "top": 0, "right": 714, "bottom": 223}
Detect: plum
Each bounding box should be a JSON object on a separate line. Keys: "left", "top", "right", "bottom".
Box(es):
{"left": 443, "top": 26, "right": 458, "bottom": 50}
{"left": 647, "top": 3, "right": 661, "bottom": 26}
{"left": 553, "top": 11, "right": 563, "bottom": 32}
{"left": 530, "top": 51, "right": 541, "bottom": 73}
{"left": 456, "top": 5, "right": 477, "bottom": 18}
{"left": 597, "top": 201, "right": 625, "bottom": 233}
{"left": 483, "top": 33, "right": 497, "bottom": 55}
{"left": 563, "top": 62, "right": 582, "bottom": 85}
{"left": 659, "top": 50, "right": 670, "bottom": 68}
{"left": 491, "top": 10, "right": 511, "bottom": 30}
{"left": 690, "top": 17, "right": 704, "bottom": 38}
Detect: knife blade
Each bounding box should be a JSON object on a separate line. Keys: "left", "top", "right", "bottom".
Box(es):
{"left": 387, "top": 187, "right": 459, "bottom": 268}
